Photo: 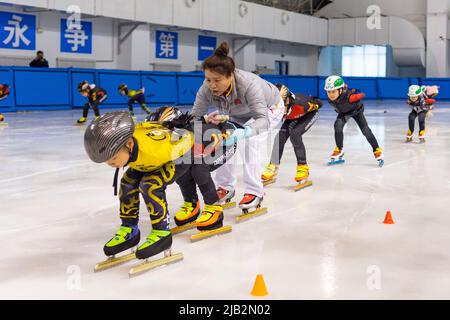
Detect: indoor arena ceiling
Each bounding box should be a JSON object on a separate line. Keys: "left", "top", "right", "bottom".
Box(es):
{"left": 244, "top": 0, "right": 333, "bottom": 15}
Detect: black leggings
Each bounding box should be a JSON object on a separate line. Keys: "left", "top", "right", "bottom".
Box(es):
{"left": 175, "top": 132, "right": 238, "bottom": 206}
{"left": 119, "top": 162, "right": 190, "bottom": 229}
{"left": 82, "top": 102, "right": 100, "bottom": 118}
{"left": 334, "top": 110, "right": 379, "bottom": 151}
{"left": 176, "top": 165, "right": 219, "bottom": 205}
{"left": 408, "top": 110, "right": 427, "bottom": 132}
{"left": 270, "top": 110, "right": 319, "bottom": 165}
{"left": 128, "top": 93, "right": 149, "bottom": 113}
{"left": 82, "top": 95, "right": 107, "bottom": 118}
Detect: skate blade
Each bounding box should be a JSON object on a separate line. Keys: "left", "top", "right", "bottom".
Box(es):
{"left": 262, "top": 179, "right": 276, "bottom": 186}
{"left": 170, "top": 222, "right": 196, "bottom": 235}
{"left": 129, "top": 252, "right": 183, "bottom": 277}
{"left": 190, "top": 225, "right": 232, "bottom": 242}
{"left": 221, "top": 201, "right": 236, "bottom": 210}
{"left": 378, "top": 159, "right": 385, "bottom": 167}
{"left": 94, "top": 252, "right": 136, "bottom": 272}
{"left": 328, "top": 159, "right": 345, "bottom": 166}
{"left": 236, "top": 207, "right": 268, "bottom": 223}
{"left": 294, "top": 180, "right": 313, "bottom": 192}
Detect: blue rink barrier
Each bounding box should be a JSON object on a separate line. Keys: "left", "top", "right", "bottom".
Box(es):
{"left": 377, "top": 78, "right": 410, "bottom": 99}
{"left": 421, "top": 78, "right": 450, "bottom": 99}
{"left": 0, "top": 66, "right": 449, "bottom": 112}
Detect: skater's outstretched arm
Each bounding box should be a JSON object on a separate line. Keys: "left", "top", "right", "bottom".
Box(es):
{"left": 425, "top": 98, "right": 435, "bottom": 105}
{"left": 348, "top": 92, "right": 365, "bottom": 103}
{"left": 285, "top": 95, "right": 323, "bottom": 120}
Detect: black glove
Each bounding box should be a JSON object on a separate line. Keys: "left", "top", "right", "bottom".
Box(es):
{"left": 162, "top": 112, "right": 194, "bottom": 130}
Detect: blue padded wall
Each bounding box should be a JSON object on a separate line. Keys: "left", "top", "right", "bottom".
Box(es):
{"left": 344, "top": 77, "right": 378, "bottom": 98}
{"left": 260, "top": 75, "right": 286, "bottom": 86}
{"left": 14, "top": 67, "right": 71, "bottom": 109}
{"left": 2, "top": 66, "right": 450, "bottom": 113}
{"left": 318, "top": 76, "right": 328, "bottom": 100}
{"left": 141, "top": 72, "right": 177, "bottom": 105}
{"left": 377, "top": 78, "right": 410, "bottom": 99}
{"left": 287, "top": 76, "right": 318, "bottom": 97}
{"left": 177, "top": 72, "right": 205, "bottom": 105}
{"left": 97, "top": 70, "right": 141, "bottom": 106}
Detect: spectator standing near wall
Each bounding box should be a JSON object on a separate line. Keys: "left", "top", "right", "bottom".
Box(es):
{"left": 29, "top": 51, "right": 49, "bottom": 68}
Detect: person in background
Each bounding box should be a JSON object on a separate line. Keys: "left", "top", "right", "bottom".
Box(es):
{"left": 324, "top": 75, "right": 384, "bottom": 167}
{"left": 29, "top": 51, "right": 49, "bottom": 68}
{"left": 76, "top": 81, "right": 107, "bottom": 124}
{"left": 0, "top": 84, "right": 10, "bottom": 123}
{"left": 118, "top": 84, "right": 151, "bottom": 117}
{"left": 405, "top": 85, "right": 438, "bottom": 143}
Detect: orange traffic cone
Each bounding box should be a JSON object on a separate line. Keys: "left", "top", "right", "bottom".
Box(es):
{"left": 251, "top": 274, "right": 268, "bottom": 296}
{"left": 383, "top": 210, "right": 394, "bottom": 224}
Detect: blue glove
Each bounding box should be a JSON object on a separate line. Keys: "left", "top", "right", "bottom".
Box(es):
{"left": 222, "top": 126, "right": 252, "bottom": 146}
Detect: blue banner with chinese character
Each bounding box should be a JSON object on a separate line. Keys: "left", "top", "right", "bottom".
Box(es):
{"left": 198, "top": 35, "right": 216, "bottom": 61}
{"left": 156, "top": 30, "right": 178, "bottom": 59}
{"left": 0, "top": 11, "right": 36, "bottom": 50}
{"left": 60, "top": 19, "right": 92, "bottom": 54}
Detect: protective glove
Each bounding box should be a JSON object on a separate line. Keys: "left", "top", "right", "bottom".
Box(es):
{"left": 222, "top": 125, "right": 252, "bottom": 146}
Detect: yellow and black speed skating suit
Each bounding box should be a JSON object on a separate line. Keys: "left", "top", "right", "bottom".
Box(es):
{"left": 119, "top": 122, "right": 194, "bottom": 230}
{"left": 125, "top": 89, "right": 150, "bottom": 114}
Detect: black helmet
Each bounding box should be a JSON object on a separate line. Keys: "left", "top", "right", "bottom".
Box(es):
{"left": 146, "top": 106, "right": 183, "bottom": 123}
{"left": 78, "top": 81, "right": 89, "bottom": 92}
{"left": 84, "top": 112, "right": 135, "bottom": 163}
{"left": 118, "top": 84, "right": 128, "bottom": 92}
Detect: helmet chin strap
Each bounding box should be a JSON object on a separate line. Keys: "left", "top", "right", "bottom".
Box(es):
{"left": 112, "top": 145, "right": 134, "bottom": 196}
{"left": 112, "top": 168, "right": 120, "bottom": 196}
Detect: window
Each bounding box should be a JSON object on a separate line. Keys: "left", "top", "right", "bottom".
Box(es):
{"left": 275, "top": 60, "right": 289, "bottom": 75}
{"left": 341, "top": 45, "right": 386, "bottom": 77}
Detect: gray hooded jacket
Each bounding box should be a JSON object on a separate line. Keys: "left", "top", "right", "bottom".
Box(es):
{"left": 191, "top": 68, "right": 280, "bottom": 135}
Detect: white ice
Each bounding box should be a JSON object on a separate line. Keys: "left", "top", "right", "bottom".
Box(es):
{"left": 0, "top": 101, "right": 449, "bottom": 299}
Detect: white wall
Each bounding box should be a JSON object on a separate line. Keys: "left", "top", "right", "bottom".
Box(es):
{"left": 0, "top": 3, "right": 321, "bottom": 74}
{"left": 0, "top": 4, "right": 114, "bottom": 67}
{"left": 1, "top": 0, "right": 328, "bottom": 46}
{"left": 255, "top": 39, "right": 318, "bottom": 75}
{"left": 426, "top": 0, "right": 449, "bottom": 77}
{"left": 148, "top": 28, "right": 234, "bottom": 72}
{"left": 315, "top": 0, "right": 427, "bottom": 36}
{"left": 234, "top": 39, "right": 257, "bottom": 72}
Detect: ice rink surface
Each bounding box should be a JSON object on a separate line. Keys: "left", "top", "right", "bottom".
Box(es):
{"left": 0, "top": 100, "right": 449, "bottom": 299}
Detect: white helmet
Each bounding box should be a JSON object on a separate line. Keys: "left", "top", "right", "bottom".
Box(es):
{"left": 324, "top": 75, "right": 345, "bottom": 91}
{"left": 408, "top": 85, "right": 423, "bottom": 98}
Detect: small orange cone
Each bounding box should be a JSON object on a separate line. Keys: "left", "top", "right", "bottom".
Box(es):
{"left": 251, "top": 274, "right": 268, "bottom": 296}
{"left": 383, "top": 210, "right": 394, "bottom": 224}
